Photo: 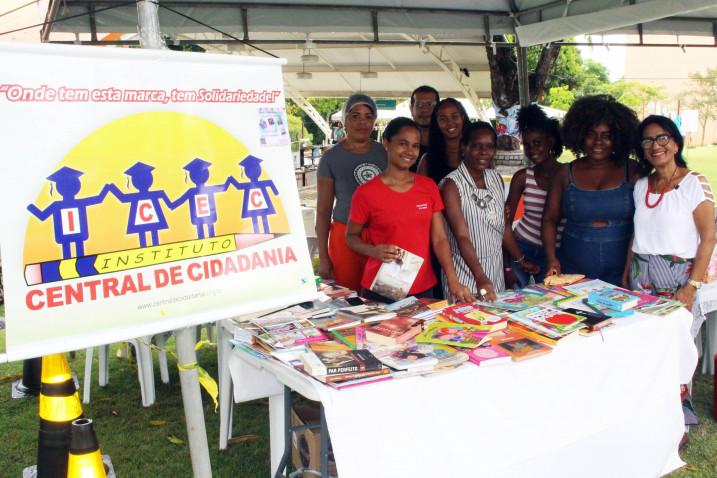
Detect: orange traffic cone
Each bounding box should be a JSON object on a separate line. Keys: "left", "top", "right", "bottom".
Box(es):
{"left": 67, "top": 418, "right": 107, "bottom": 478}
{"left": 36, "top": 353, "right": 83, "bottom": 478}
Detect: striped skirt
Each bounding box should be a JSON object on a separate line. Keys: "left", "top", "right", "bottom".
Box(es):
{"left": 629, "top": 253, "right": 693, "bottom": 297}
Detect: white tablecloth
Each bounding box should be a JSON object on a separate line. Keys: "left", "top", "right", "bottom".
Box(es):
{"left": 229, "top": 309, "right": 697, "bottom": 478}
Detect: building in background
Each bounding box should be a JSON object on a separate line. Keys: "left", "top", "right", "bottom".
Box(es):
{"left": 623, "top": 35, "right": 717, "bottom": 147}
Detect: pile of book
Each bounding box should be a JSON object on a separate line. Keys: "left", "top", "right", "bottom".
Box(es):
{"left": 229, "top": 277, "right": 674, "bottom": 390}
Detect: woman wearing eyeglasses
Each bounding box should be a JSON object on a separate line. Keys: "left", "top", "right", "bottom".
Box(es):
{"left": 441, "top": 122, "right": 539, "bottom": 300}
{"left": 624, "top": 115, "right": 716, "bottom": 310}
{"left": 543, "top": 95, "right": 640, "bottom": 285}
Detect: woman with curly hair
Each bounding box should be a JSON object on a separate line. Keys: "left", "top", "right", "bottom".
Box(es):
{"left": 504, "top": 104, "right": 564, "bottom": 287}
{"left": 543, "top": 95, "right": 640, "bottom": 285}
{"left": 416, "top": 98, "right": 471, "bottom": 184}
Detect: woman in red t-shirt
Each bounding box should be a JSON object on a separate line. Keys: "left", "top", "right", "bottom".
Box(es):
{"left": 346, "top": 117, "right": 474, "bottom": 303}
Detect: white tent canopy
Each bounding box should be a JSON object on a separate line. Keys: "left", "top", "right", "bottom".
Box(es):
{"left": 43, "top": 0, "right": 717, "bottom": 104}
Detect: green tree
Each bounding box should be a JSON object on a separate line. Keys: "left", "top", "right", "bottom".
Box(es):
{"left": 686, "top": 68, "right": 717, "bottom": 146}
{"left": 606, "top": 80, "right": 666, "bottom": 117}
{"left": 546, "top": 85, "right": 575, "bottom": 111}
{"left": 576, "top": 59, "right": 611, "bottom": 97}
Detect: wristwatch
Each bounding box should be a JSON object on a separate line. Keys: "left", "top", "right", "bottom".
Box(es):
{"left": 687, "top": 279, "right": 703, "bottom": 290}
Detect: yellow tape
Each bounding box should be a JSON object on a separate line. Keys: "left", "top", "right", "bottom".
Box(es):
{"left": 39, "top": 392, "right": 83, "bottom": 422}
{"left": 176, "top": 361, "right": 219, "bottom": 411}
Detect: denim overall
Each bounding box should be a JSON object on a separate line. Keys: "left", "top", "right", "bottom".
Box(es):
{"left": 558, "top": 162, "right": 634, "bottom": 285}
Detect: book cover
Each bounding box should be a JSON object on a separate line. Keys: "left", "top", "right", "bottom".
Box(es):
{"left": 478, "top": 290, "right": 554, "bottom": 311}
{"left": 636, "top": 298, "right": 683, "bottom": 316}
{"left": 494, "top": 337, "right": 552, "bottom": 361}
{"left": 440, "top": 303, "right": 507, "bottom": 331}
{"left": 324, "top": 372, "right": 394, "bottom": 390}
{"left": 322, "top": 367, "right": 390, "bottom": 383}
{"left": 415, "top": 321, "right": 489, "bottom": 348}
{"left": 365, "top": 317, "right": 424, "bottom": 346}
{"left": 332, "top": 304, "right": 397, "bottom": 329}
{"left": 562, "top": 278, "right": 613, "bottom": 295}
{"left": 310, "top": 349, "right": 383, "bottom": 375}
{"left": 385, "top": 296, "right": 433, "bottom": 319}
{"left": 375, "top": 344, "right": 439, "bottom": 372}
{"left": 369, "top": 247, "right": 424, "bottom": 301}
{"left": 588, "top": 287, "right": 641, "bottom": 311}
{"left": 507, "top": 322, "right": 581, "bottom": 346}
{"left": 465, "top": 343, "right": 512, "bottom": 366}
{"left": 509, "top": 306, "right": 586, "bottom": 337}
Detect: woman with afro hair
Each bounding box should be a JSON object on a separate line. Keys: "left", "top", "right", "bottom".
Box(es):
{"left": 542, "top": 95, "right": 640, "bottom": 285}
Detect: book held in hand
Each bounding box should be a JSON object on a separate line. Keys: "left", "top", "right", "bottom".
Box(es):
{"left": 369, "top": 247, "right": 424, "bottom": 301}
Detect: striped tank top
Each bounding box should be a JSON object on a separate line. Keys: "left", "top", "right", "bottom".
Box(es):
{"left": 514, "top": 167, "right": 562, "bottom": 246}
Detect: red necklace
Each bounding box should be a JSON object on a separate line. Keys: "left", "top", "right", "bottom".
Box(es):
{"left": 644, "top": 168, "right": 678, "bottom": 209}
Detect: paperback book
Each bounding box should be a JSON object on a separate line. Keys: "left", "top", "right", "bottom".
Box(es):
{"left": 439, "top": 303, "right": 507, "bottom": 331}
{"left": 494, "top": 336, "right": 552, "bottom": 361}
{"left": 588, "top": 287, "right": 642, "bottom": 311}
{"left": 415, "top": 321, "right": 489, "bottom": 348}
{"left": 301, "top": 349, "right": 383, "bottom": 376}
{"left": 509, "top": 306, "right": 586, "bottom": 337}
{"left": 465, "top": 343, "right": 512, "bottom": 366}
{"left": 374, "top": 344, "right": 439, "bottom": 372}
{"left": 369, "top": 247, "right": 424, "bottom": 301}
{"left": 365, "top": 317, "right": 424, "bottom": 346}
{"left": 478, "top": 290, "right": 554, "bottom": 312}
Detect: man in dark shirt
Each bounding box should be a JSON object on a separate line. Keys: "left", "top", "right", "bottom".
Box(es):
{"left": 409, "top": 85, "right": 440, "bottom": 170}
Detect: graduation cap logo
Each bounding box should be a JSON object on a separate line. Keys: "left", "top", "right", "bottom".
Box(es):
{"left": 183, "top": 157, "right": 212, "bottom": 184}
{"left": 124, "top": 161, "right": 155, "bottom": 190}
{"left": 47, "top": 166, "right": 83, "bottom": 197}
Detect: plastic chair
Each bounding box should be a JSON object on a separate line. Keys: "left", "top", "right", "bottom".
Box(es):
{"left": 83, "top": 333, "right": 171, "bottom": 407}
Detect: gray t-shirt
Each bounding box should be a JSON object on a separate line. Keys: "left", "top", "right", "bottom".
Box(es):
{"left": 317, "top": 141, "right": 387, "bottom": 223}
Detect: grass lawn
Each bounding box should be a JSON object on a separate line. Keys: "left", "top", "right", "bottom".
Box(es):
{"left": 0, "top": 332, "right": 271, "bottom": 478}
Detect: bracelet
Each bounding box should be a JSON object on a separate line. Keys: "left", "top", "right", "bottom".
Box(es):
{"left": 515, "top": 255, "right": 526, "bottom": 264}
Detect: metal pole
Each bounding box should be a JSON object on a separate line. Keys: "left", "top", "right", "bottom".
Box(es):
{"left": 516, "top": 46, "right": 530, "bottom": 107}
{"left": 137, "top": 0, "right": 167, "bottom": 50}
{"left": 136, "top": 3, "right": 211, "bottom": 475}
{"left": 176, "top": 327, "right": 213, "bottom": 477}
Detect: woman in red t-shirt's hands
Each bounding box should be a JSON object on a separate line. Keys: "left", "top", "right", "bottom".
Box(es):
{"left": 345, "top": 117, "right": 475, "bottom": 304}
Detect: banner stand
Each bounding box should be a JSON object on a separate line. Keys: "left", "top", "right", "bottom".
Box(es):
{"left": 176, "top": 326, "right": 212, "bottom": 477}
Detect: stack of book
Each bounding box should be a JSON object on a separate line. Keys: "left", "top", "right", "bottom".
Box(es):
{"left": 300, "top": 349, "right": 391, "bottom": 385}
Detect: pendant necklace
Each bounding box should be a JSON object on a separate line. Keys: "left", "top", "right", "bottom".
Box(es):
{"left": 645, "top": 166, "right": 678, "bottom": 209}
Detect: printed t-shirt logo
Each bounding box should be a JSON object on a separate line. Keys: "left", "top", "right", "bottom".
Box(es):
{"left": 353, "top": 163, "right": 382, "bottom": 185}
{"left": 416, "top": 203, "right": 429, "bottom": 211}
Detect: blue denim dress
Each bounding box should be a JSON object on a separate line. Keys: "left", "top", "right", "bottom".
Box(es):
{"left": 558, "top": 162, "right": 634, "bottom": 285}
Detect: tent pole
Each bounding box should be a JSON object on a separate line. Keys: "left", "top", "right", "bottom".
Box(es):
{"left": 136, "top": 2, "right": 212, "bottom": 477}
{"left": 516, "top": 46, "right": 530, "bottom": 107}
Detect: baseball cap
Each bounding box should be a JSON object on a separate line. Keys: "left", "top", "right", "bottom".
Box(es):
{"left": 343, "top": 93, "right": 377, "bottom": 119}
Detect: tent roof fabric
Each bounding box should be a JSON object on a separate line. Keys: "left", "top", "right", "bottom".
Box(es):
{"left": 44, "top": 0, "right": 717, "bottom": 100}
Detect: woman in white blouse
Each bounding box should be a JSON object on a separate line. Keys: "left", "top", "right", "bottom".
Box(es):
{"left": 623, "top": 115, "right": 716, "bottom": 311}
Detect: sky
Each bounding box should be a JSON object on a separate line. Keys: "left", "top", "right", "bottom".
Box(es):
{"left": 577, "top": 35, "right": 626, "bottom": 82}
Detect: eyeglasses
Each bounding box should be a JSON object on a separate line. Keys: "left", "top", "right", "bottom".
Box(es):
{"left": 414, "top": 100, "right": 437, "bottom": 110}
{"left": 640, "top": 134, "right": 671, "bottom": 149}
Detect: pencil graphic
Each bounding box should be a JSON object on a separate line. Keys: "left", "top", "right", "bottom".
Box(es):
{"left": 24, "top": 232, "right": 277, "bottom": 286}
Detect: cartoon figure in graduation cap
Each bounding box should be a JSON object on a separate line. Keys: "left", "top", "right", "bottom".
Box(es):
{"left": 106, "top": 161, "right": 173, "bottom": 247}
{"left": 171, "top": 157, "right": 232, "bottom": 239}
{"left": 27, "top": 166, "right": 111, "bottom": 259}
{"left": 227, "top": 155, "right": 278, "bottom": 233}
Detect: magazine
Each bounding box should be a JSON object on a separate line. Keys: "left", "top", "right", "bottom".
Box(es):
{"left": 369, "top": 247, "right": 424, "bottom": 301}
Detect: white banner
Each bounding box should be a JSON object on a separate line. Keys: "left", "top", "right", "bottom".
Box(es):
{"left": 0, "top": 43, "right": 316, "bottom": 361}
